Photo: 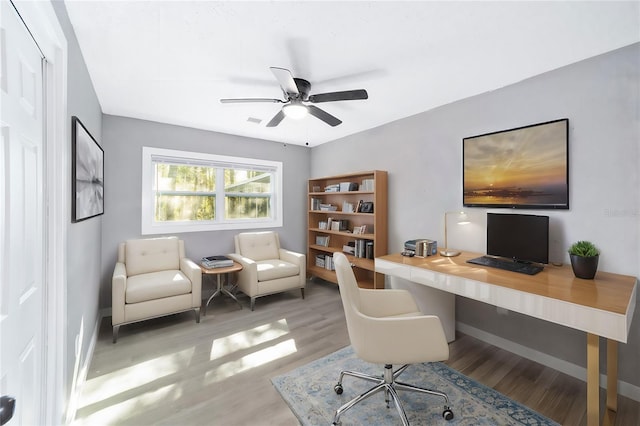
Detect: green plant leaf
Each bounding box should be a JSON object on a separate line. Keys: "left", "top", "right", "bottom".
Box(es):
{"left": 568, "top": 240, "right": 599, "bottom": 257}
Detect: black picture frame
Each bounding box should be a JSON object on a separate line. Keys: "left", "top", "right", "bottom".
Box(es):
{"left": 72, "top": 116, "right": 104, "bottom": 222}
{"left": 463, "top": 118, "right": 569, "bottom": 209}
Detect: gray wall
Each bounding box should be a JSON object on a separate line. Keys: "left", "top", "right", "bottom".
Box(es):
{"left": 311, "top": 43, "right": 640, "bottom": 387}
{"left": 100, "top": 116, "right": 310, "bottom": 307}
{"left": 50, "top": 1, "right": 104, "bottom": 416}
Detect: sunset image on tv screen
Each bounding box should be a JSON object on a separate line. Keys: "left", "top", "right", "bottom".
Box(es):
{"left": 463, "top": 119, "right": 568, "bottom": 209}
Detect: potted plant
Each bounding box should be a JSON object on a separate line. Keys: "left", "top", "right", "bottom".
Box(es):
{"left": 568, "top": 241, "right": 600, "bottom": 279}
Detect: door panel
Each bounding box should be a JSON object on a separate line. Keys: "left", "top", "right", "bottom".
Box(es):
{"left": 0, "top": 0, "right": 45, "bottom": 424}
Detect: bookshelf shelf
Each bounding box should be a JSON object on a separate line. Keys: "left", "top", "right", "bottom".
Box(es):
{"left": 307, "top": 170, "right": 387, "bottom": 289}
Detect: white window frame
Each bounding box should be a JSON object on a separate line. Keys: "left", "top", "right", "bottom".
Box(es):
{"left": 141, "top": 147, "right": 283, "bottom": 234}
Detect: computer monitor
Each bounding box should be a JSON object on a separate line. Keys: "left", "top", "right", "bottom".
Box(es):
{"left": 486, "top": 213, "right": 549, "bottom": 264}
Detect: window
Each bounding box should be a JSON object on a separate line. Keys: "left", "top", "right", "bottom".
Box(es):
{"left": 142, "top": 147, "right": 283, "bottom": 234}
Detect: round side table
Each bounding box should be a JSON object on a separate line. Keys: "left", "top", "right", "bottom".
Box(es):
{"left": 200, "top": 262, "right": 243, "bottom": 314}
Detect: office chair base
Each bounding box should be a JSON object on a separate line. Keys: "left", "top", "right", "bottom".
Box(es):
{"left": 332, "top": 364, "right": 453, "bottom": 426}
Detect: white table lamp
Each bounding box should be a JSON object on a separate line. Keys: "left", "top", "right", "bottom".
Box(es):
{"left": 440, "top": 211, "right": 470, "bottom": 257}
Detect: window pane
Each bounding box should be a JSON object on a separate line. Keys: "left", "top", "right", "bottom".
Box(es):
{"left": 143, "top": 147, "right": 282, "bottom": 234}
{"left": 155, "top": 164, "right": 216, "bottom": 192}
{"left": 225, "top": 169, "right": 271, "bottom": 193}
{"left": 155, "top": 195, "right": 215, "bottom": 221}
{"left": 225, "top": 196, "right": 271, "bottom": 219}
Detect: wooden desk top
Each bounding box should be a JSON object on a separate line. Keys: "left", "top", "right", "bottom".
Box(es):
{"left": 378, "top": 252, "right": 637, "bottom": 342}
{"left": 378, "top": 252, "right": 636, "bottom": 315}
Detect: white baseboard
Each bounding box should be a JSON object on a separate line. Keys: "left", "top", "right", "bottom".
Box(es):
{"left": 65, "top": 310, "right": 105, "bottom": 424}
{"left": 457, "top": 322, "right": 640, "bottom": 403}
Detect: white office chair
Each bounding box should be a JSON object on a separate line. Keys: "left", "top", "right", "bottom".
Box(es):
{"left": 332, "top": 252, "right": 454, "bottom": 425}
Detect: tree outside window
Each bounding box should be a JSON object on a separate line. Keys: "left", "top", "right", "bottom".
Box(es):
{"left": 142, "top": 147, "right": 282, "bottom": 234}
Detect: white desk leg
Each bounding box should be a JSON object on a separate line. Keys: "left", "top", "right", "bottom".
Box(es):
{"left": 388, "top": 276, "right": 456, "bottom": 342}
{"left": 587, "top": 333, "right": 599, "bottom": 426}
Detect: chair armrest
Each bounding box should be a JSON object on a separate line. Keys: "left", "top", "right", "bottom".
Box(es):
{"left": 180, "top": 258, "right": 202, "bottom": 305}
{"left": 279, "top": 248, "right": 304, "bottom": 264}
{"left": 227, "top": 253, "right": 258, "bottom": 296}
{"left": 279, "top": 249, "right": 306, "bottom": 286}
{"left": 359, "top": 288, "right": 419, "bottom": 318}
{"left": 112, "top": 262, "right": 127, "bottom": 325}
{"left": 355, "top": 313, "right": 449, "bottom": 365}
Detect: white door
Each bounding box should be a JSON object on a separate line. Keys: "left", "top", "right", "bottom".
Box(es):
{"left": 0, "top": 0, "right": 46, "bottom": 424}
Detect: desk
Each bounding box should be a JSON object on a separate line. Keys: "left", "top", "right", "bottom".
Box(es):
{"left": 201, "top": 262, "right": 243, "bottom": 314}
{"left": 376, "top": 252, "right": 637, "bottom": 426}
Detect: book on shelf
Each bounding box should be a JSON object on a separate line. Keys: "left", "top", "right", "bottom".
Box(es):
{"left": 310, "top": 198, "right": 321, "bottom": 211}
{"left": 361, "top": 178, "right": 375, "bottom": 191}
{"left": 324, "top": 254, "right": 335, "bottom": 271}
{"left": 201, "top": 255, "right": 234, "bottom": 269}
{"left": 319, "top": 203, "right": 337, "bottom": 211}
{"left": 324, "top": 184, "right": 340, "bottom": 192}
{"left": 342, "top": 201, "right": 355, "bottom": 213}
{"left": 343, "top": 243, "right": 355, "bottom": 255}
{"left": 353, "top": 240, "right": 374, "bottom": 259}
{"left": 339, "top": 182, "right": 358, "bottom": 192}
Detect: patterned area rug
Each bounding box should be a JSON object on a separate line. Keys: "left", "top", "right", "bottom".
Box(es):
{"left": 272, "top": 346, "right": 559, "bottom": 425}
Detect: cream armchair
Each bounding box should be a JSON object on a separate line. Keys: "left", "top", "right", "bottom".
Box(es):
{"left": 227, "top": 231, "right": 305, "bottom": 310}
{"left": 112, "top": 237, "right": 202, "bottom": 343}
{"left": 331, "top": 252, "right": 454, "bottom": 424}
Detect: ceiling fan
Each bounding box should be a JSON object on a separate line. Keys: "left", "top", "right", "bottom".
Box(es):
{"left": 220, "top": 67, "right": 368, "bottom": 127}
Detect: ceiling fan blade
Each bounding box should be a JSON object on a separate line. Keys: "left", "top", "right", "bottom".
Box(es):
{"left": 270, "top": 67, "right": 299, "bottom": 95}
{"left": 220, "top": 98, "right": 283, "bottom": 104}
{"left": 308, "top": 89, "right": 368, "bottom": 103}
{"left": 307, "top": 105, "right": 342, "bottom": 127}
{"left": 266, "top": 110, "right": 286, "bottom": 127}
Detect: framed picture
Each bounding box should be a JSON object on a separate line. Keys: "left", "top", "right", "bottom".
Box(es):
{"left": 463, "top": 118, "right": 569, "bottom": 209}
{"left": 72, "top": 116, "right": 104, "bottom": 222}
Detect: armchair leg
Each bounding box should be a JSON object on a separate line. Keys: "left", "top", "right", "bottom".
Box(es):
{"left": 112, "top": 325, "right": 120, "bottom": 344}
{"left": 250, "top": 297, "right": 256, "bottom": 311}
{"left": 194, "top": 307, "right": 201, "bottom": 323}
{"left": 301, "top": 288, "right": 305, "bottom": 299}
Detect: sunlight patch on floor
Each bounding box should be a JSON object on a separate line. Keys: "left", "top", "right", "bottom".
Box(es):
{"left": 73, "top": 382, "right": 178, "bottom": 425}
{"left": 205, "top": 339, "right": 297, "bottom": 384}
{"left": 77, "top": 346, "right": 195, "bottom": 409}
{"left": 210, "top": 318, "right": 289, "bottom": 360}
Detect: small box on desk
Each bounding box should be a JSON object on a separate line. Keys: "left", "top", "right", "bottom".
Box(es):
{"left": 404, "top": 239, "right": 437, "bottom": 257}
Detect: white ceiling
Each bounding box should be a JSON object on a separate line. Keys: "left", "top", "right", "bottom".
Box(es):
{"left": 64, "top": 1, "right": 640, "bottom": 147}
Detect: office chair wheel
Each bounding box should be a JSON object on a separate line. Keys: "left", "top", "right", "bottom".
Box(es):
{"left": 443, "top": 408, "right": 454, "bottom": 421}
{"left": 334, "top": 384, "right": 343, "bottom": 394}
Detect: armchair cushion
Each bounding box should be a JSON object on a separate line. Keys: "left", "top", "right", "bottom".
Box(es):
{"left": 256, "top": 259, "right": 300, "bottom": 282}
{"left": 125, "top": 270, "right": 192, "bottom": 304}
{"left": 236, "top": 232, "right": 280, "bottom": 261}
{"left": 125, "top": 238, "right": 180, "bottom": 276}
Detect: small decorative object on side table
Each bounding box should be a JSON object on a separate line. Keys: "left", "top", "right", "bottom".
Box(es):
{"left": 200, "top": 261, "right": 244, "bottom": 314}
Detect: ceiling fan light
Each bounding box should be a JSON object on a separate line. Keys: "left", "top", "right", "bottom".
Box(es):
{"left": 283, "top": 103, "right": 308, "bottom": 119}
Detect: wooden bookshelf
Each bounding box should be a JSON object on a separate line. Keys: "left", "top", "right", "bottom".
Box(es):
{"left": 307, "top": 171, "right": 387, "bottom": 289}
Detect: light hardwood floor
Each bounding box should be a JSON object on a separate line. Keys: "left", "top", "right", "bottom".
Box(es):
{"left": 73, "top": 279, "right": 639, "bottom": 425}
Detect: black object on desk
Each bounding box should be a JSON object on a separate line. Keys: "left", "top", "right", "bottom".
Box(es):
{"left": 467, "top": 256, "right": 543, "bottom": 275}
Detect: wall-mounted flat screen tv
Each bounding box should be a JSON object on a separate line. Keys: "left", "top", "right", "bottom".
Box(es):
{"left": 463, "top": 118, "right": 569, "bottom": 209}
